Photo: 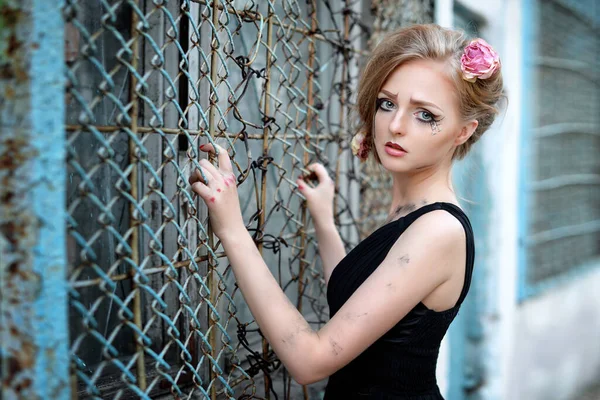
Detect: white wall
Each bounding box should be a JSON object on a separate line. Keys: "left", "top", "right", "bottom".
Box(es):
{"left": 435, "top": 0, "right": 523, "bottom": 397}
{"left": 509, "top": 268, "right": 600, "bottom": 400}
{"left": 436, "top": 0, "right": 523, "bottom": 399}
{"left": 448, "top": 1, "right": 600, "bottom": 400}
{"left": 434, "top": 2, "right": 458, "bottom": 396}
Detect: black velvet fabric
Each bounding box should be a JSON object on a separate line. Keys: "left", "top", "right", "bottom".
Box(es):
{"left": 324, "top": 202, "right": 475, "bottom": 399}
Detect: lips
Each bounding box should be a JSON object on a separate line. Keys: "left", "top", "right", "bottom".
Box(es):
{"left": 385, "top": 142, "right": 407, "bottom": 152}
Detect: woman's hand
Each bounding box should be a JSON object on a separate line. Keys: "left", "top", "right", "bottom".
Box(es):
{"left": 296, "top": 163, "right": 336, "bottom": 226}
{"left": 189, "top": 143, "right": 245, "bottom": 240}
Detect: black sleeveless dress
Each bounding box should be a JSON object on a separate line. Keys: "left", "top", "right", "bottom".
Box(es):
{"left": 324, "top": 202, "right": 475, "bottom": 399}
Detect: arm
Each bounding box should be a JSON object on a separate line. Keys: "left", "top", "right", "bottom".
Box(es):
{"left": 189, "top": 146, "right": 465, "bottom": 384}
{"left": 312, "top": 217, "right": 346, "bottom": 284}
{"left": 296, "top": 164, "right": 345, "bottom": 284}
{"left": 220, "top": 210, "right": 464, "bottom": 384}
{"left": 219, "top": 230, "right": 321, "bottom": 383}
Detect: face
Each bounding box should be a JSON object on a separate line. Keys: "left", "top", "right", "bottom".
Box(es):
{"left": 373, "top": 59, "right": 476, "bottom": 173}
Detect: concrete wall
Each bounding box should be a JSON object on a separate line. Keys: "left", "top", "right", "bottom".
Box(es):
{"left": 509, "top": 268, "right": 600, "bottom": 400}
{"left": 449, "top": 1, "right": 600, "bottom": 399}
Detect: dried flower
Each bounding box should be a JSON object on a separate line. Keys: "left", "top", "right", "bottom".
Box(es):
{"left": 351, "top": 133, "right": 369, "bottom": 162}
{"left": 460, "top": 38, "right": 500, "bottom": 82}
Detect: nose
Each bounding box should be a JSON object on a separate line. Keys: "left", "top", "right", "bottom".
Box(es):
{"left": 388, "top": 109, "right": 408, "bottom": 136}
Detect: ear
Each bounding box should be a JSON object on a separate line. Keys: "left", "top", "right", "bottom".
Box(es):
{"left": 454, "top": 119, "right": 478, "bottom": 146}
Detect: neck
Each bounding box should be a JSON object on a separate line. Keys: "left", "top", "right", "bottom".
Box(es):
{"left": 387, "top": 163, "right": 456, "bottom": 220}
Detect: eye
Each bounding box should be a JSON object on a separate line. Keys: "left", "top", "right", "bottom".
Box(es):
{"left": 376, "top": 98, "right": 395, "bottom": 112}
{"left": 415, "top": 110, "right": 436, "bottom": 123}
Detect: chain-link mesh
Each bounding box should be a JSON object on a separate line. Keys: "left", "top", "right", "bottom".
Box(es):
{"left": 63, "top": 0, "right": 431, "bottom": 398}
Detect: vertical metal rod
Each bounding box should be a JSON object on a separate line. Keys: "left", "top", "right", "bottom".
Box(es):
{"left": 297, "top": 2, "right": 318, "bottom": 399}
{"left": 334, "top": 0, "right": 352, "bottom": 217}
{"left": 0, "top": 0, "right": 70, "bottom": 398}
{"left": 259, "top": 3, "right": 275, "bottom": 399}
{"left": 208, "top": 1, "right": 220, "bottom": 399}
{"left": 128, "top": 1, "right": 147, "bottom": 391}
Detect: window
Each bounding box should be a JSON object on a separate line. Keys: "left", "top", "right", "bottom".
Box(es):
{"left": 520, "top": 0, "right": 600, "bottom": 298}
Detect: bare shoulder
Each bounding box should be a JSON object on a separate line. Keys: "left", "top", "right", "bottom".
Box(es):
{"left": 386, "top": 208, "right": 468, "bottom": 280}
{"left": 306, "top": 207, "right": 469, "bottom": 382}
{"left": 400, "top": 208, "right": 467, "bottom": 247}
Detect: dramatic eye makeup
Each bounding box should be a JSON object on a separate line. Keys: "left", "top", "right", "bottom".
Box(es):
{"left": 375, "top": 97, "right": 442, "bottom": 124}
{"left": 376, "top": 98, "right": 395, "bottom": 112}
{"left": 376, "top": 94, "right": 445, "bottom": 135}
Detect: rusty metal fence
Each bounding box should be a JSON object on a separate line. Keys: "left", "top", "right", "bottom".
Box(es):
{"left": 1, "top": 0, "right": 433, "bottom": 399}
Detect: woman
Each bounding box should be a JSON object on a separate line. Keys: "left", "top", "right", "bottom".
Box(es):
{"left": 190, "top": 24, "right": 505, "bottom": 399}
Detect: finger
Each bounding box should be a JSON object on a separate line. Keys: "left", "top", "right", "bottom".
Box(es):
{"left": 307, "top": 163, "right": 331, "bottom": 184}
{"left": 191, "top": 181, "right": 212, "bottom": 199}
{"left": 199, "top": 159, "right": 223, "bottom": 184}
{"left": 190, "top": 164, "right": 215, "bottom": 186}
{"left": 214, "top": 143, "right": 234, "bottom": 173}
{"left": 296, "top": 177, "right": 313, "bottom": 193}
{"left": 200, "top": 143, "right": 233, "bottom": 174}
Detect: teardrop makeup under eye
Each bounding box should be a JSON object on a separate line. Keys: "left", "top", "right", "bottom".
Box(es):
{"left": 415, "top": 110, "right": 437, "bottom": 123}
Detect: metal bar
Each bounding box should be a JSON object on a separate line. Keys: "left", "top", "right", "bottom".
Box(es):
{"left": 531, "top": 174, "right": 600, "bottom": 190}
{"left": 258, "top": 3, "right": 275, "bottom": 398}
{"left": 208, "top": 1, "right": 220, "bottom": 398}
{"left": 128, "top": 3, "right": 148, "bottom": 392}
{"left": 297, "top": 2, "right": 318, "bottom": 399}
{"left": 70, "top": 251, "right": 225, "bottom": 288}
{"left": 65, "top": 124, "right": 338, "bottom": 141}
{"left": 527, "top": 219, "right": 600, "bottom": 245}
{"left": 532, "top": 122, "right": 599, "bottom": 138}
{"left": 333, "top": 0, "right": 351, "bottom": 219}
{"left": 534, "top": 56, "right": 599, "bottom": 82}
{"left": 68, "top": 218, "right": 319, "bottom": 288}
{"left": 0, "top": 0, "right": 70, "bottom": 398}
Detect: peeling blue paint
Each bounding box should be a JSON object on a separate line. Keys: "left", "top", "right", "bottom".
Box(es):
{"left": 449, "top": 145, "right": 493, "bottom": 400}
{"left": 0, "top": 0, "right": 69, "bottom": 398}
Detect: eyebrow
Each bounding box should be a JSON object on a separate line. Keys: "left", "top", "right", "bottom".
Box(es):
{"left": 379, "top": 89, "right": 443, "bottom": 113}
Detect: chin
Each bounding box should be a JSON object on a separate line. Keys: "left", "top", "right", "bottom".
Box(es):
{"left": 378, "top": 155, "right": 411, "bottom": 173}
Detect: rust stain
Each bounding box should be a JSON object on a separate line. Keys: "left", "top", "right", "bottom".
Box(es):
{"left": 1, "top": 4, "right": 27, "bottom": 81}
{"left": 0, "top": 136, "right": 36, "bottom": 180}
{"left": 4, "top": 85, "right": 15, "bottom": 98}
{"left": 1, "top": 104, "right": 40, "bottom": 393}
{"left": 7, "top": 33, "right": 21, "bottom": 56}
{"left": 0, "top": 3, "right": 23, "bottom": 31}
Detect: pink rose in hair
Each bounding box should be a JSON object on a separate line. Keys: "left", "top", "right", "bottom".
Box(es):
{"left": 351, "top": 133, "right": 369, "bottom": 162}
{"left": 460, "top": 38, "right": 500, "bottom": 82}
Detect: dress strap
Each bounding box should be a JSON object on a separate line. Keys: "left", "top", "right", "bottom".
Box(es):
{"left": 400, "top": 202, "right": 476, "bottom": 307}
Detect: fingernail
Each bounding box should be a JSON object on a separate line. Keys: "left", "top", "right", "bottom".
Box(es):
{"left": 200, "top": 144, "right": 206, "bottom": 149}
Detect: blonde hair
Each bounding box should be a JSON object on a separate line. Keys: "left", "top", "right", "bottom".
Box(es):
{"left": 355, "top": 24, "right": 506, "bottom": 162}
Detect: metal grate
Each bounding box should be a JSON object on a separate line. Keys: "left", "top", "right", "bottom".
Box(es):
{"left": 62, "top": 0, "right": 432, "bottom": 398}
{"left": 525, "top": 0, "right": 600, "bottom": 287}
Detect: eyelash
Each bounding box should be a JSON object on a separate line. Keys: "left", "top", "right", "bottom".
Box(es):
{"left": 376, "top": 98, "right": 440, "bottom": 124}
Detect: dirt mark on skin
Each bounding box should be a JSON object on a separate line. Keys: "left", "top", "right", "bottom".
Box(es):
{"left": 341, "top": 312, "right": 368, "bottom": 324}
{"left": 329, "top": 337, "right": 343, "bottom": 356}
{"left": 397, "top": 254, "right": 410, "bottom": 266}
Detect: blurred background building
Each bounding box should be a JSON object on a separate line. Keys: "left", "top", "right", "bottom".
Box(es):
{"left": 437, "top": 1, "right": 600, "bottom": 399}
{"left": 1, "top": 0, "right": 598, "bottom": 399}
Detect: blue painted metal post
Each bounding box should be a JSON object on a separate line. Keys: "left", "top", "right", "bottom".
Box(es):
{"left": 0, "top": 0, "right": 70, "bottom": 398}
{"left": 449, "top": 150, "right": 493, "bottom": 400}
